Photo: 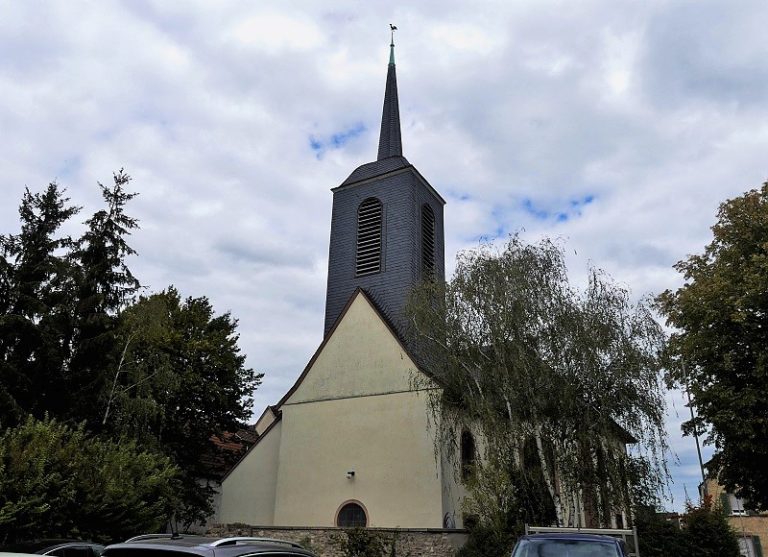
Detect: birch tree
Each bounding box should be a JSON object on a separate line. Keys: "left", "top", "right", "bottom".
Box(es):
{"left": 408, "top": 236, "right": 668, "bottom": 527}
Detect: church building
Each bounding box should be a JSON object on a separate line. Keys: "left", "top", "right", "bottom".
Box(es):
{"left": 216, "top": 40, "right": 467, "bottom": 529}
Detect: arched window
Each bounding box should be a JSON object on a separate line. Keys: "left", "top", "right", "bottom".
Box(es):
{"left": 336, "top": 501, "right": 368, "bottom": 527}
{"left": 421, "top": 204, "right": 435, "bottom": 279}
{"left": 356, "top": 198, "right": 383, "bottom": 276}
{"left": 461, "top": 430, "right": 476, "bottom": 481}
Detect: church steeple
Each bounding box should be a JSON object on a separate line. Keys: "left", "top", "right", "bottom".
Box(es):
{"left": 324, "top": 33, "right": 445, "bottom": 340}
{"left": 377, "top": 35, "right": 402, "bottom": 160}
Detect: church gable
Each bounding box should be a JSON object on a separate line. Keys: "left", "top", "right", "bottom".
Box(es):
{"left": 284, "top": 290, "right": 430, "bottom": 405}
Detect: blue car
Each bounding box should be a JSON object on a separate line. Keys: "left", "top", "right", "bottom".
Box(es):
{"left": 511, "top": 533, "right": 629, "bottom": 557}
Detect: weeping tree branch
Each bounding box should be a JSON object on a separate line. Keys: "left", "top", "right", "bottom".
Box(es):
{"left": 407, "top": 235, "right": 669, "bottom": 530}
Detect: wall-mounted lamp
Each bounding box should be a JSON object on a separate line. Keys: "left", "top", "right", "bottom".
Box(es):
{"left": 346, "top": 470, "right": 355, "bottom": 479}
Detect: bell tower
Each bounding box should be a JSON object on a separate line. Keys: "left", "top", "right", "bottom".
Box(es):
{"left": 323, "top": 38, "right": 446, "bottom": 338}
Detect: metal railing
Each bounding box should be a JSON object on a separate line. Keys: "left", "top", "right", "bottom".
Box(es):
{"left": 525, "top": 525, "right": 640, "bottom": 557}
{"left": 209, "top": 537, "right": 304, "bottom": 549}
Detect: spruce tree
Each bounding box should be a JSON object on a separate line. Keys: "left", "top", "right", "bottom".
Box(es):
{"left": 68, "top": 169, "right": 140, "bottom": 428}
{"left": 0, "top": 183, "right": 80, "bottom": 425}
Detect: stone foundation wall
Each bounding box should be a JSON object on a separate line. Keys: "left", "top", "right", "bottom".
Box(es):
{"left": 207, "top": 524, "right": 468, "bottom": 557}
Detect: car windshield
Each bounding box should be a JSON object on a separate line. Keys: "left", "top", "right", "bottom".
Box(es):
{"left": 512, "top": 539, "right": 621, "bottom": 557}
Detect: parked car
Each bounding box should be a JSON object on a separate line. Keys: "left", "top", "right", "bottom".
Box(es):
{"left": 511, "top": 533, "right": 629, "bottom": 557}
{"left": 0, "top": 541, "right": 104, "bottom": 557}
{"left": 102, "top": 535, "right": 316, "bottom": 557}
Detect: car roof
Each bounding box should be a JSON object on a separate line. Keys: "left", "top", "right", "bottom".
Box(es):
{"left": 0, "top": 541, "right": 102, "bottom": 554}
{"left": 521, "top": 533, "right": 619, "bottom": 543}
{"left": 104, "top": 536, "right": 314, "bottom": 557}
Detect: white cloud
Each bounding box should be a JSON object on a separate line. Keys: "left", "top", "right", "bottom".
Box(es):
{"left": 1, "top": 0, "right": 765, "bottom": 512}
{"left": 228, "top": 12, "right": 325, "bottom": 52}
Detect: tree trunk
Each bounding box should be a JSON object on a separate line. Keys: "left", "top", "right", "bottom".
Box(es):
{"left": 534, "top": 423, "right": 564, "bottom": 525}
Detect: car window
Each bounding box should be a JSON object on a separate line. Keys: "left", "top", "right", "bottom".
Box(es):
{"left": 48, "top": 547, "right": 94, "bottom": 557}
{"left": 512, "top": 540, "right": 621, "bottom": 557}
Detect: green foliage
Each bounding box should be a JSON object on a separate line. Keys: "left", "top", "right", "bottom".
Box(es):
{"left": 0, "top": 416, "right": 179, "bottom": 544}
{"left": 332, "top": 528, "right": 387, "bottom": 557}
{"left": 0, "top": 183, "right": 80, "bottom": 425}
{"left": 105, "top": 288, "right": 262, "bottom": 528}
{"left": 634, "top": 500, "right": 740, "bottom": 557}
{"left": 0, "top": 172, "right": 262, "bottom": 533}
{"left": 456, "top": 521, "right": 518, "bottom": 557}
{"left": 634, "top": 506, "right": 691, "bottom": 557}
{"left": 68, "top": 169, "right": 141, "bottom": 428}
{"left": 683, "top": 499, "right": 740, "bottom": 557}
{"left": 330, "top": 528, "right": 416, "bottom": 557}
{"left": 658, "top": 181, "right": 768, "bottom": 510}
{"left": 460, "top": 450, "right": 554, "bottom": 536}
{"left": 408, "top": 236, "right": 669, "bottom": 528}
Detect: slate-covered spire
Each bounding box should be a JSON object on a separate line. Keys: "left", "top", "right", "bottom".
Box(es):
{"left": 377, "top": 38, "right": 402, "bottom": 160}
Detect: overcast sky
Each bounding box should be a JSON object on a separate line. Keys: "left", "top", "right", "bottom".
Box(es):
{"left": 2, "top": 0, "right": 766, "bottom": 513}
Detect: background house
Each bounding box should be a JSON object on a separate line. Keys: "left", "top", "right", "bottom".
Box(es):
{"left": 702, "top": 477, "right": 766, "bottom": 557}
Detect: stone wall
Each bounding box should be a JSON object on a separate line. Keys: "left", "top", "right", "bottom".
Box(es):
{"left": 207, "top": 524, "right": 467, "bottom": 557}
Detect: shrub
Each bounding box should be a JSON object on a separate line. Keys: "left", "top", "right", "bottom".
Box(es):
{"left": 0, "top": 416, "right": 179, "bottom": 543}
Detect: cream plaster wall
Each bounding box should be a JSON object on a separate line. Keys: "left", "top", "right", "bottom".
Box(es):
{"left": 287, "top": 293, "right": 431, "bottom": 403}
{"left": 219, "top": 420, "right": 282, "bottom": 525}
{"left": 218, "top": 292, "right": 464, "bottom": 528}
{"left": 273, "top": 293, "right": 444, "bottom": 527}
{"left": 274, "top": 390, "right": 444, "bottom": 527}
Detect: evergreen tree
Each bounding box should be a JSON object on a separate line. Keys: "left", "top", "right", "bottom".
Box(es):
{"left": 1, "top": 172, "right": 263, "bottom": 531}
{"left": 68, "top": 169, "right": 140, "bottom": 428}
{"left": 0, "top": 184, "right": 80, "bottom": 425}
{"left": 683, "top": 498, "right": 741, "bottom": 557}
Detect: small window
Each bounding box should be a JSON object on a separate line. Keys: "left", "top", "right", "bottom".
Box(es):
{"left": 337, "top": 501, "right": 367, "bottom": 527}
{"left": 356, "top": 198, "right": 383, "bottom": 276}
{"left": 421, "top": 204, "right": 435, "bottom": 279}
{"left": 461, "top": 430, "right": 476, "bottom": 481}
{"left": 729, "top": 493, "right": 748, "bottom": 516}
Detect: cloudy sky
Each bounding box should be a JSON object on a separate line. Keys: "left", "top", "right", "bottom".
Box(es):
{"left": 2, "top": 0, "right": 766, "bottom": 512}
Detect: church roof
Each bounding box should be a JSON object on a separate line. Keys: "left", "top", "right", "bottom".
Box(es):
{"left": 377, "top": 42, "right": 402, "bottom": 160}
{"left": 334, "top": 37, "right": 446, "bottom": 197}
{"left": 339, "top": 155, "right": 411, "bottom": 186}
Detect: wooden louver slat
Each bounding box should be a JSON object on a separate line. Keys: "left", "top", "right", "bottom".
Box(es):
{"left": 421, "top": 204, "right": 435, "bottom": 279}
{"left": 356, "top": 198, "right": 383, "bottom": 276}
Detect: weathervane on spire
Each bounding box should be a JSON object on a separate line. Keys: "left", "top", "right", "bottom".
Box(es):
{"left": 389, "top": 23, "right": 397, "bottom": 46}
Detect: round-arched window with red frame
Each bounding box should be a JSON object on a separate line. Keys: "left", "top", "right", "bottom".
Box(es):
{"left": 336, "top": 501, "right": 367, "bottom": 527}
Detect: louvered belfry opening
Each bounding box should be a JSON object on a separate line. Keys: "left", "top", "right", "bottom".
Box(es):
{"left": 421, "top": 204, "right": 436, "bottom": 279}
{"left": 356, "top": 197, "right": 383, "bottom": 276}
